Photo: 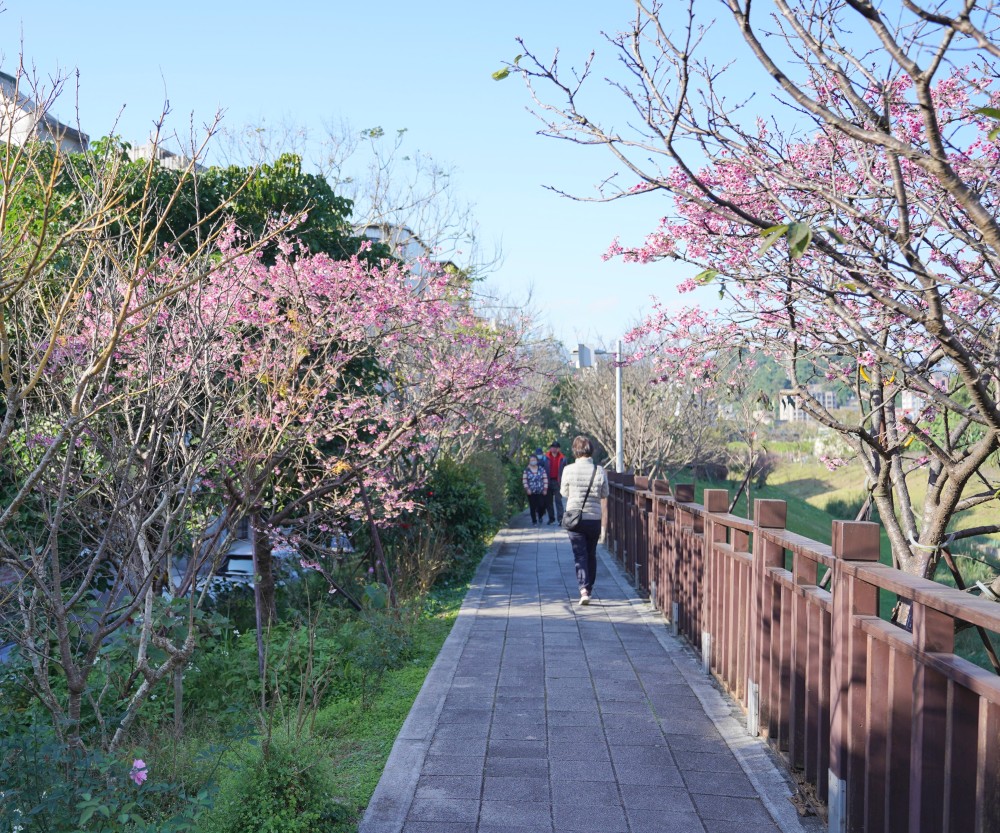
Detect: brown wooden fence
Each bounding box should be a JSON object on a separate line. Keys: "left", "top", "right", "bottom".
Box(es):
{"left": 604, "top": 473, "right": 1000, "bottom": 833}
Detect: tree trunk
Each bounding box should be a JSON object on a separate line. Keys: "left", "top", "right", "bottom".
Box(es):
{"left": 173, "top": 666, "right": 184, "bottom": 739}
{"left": 252, "top": 514, "right": 277, "bottom": 626}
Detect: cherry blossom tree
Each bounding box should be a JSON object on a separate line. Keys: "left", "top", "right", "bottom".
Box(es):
{"left": 507, "top": 0, "right": 1000, "bottom": 589}
{"left": 0, "top": 68, "right": 530, "bottom": 749}
{"left": 192, "top": 241, "right": 529, "bottom": 635}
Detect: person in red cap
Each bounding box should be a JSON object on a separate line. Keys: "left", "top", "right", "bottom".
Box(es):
{"left": 544, "top": 441, "right": 567, "bottom": 524}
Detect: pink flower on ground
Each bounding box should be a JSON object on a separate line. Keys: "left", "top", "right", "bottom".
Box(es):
{"left": 130, "top": 759, "right": 148, "bottom": 786}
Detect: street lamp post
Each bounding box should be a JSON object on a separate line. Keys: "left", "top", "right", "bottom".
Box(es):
{"left": 574, "top": 340, "right": 625, "bottom": 474}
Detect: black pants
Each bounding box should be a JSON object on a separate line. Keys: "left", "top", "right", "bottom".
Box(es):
{"left": 567, "top": 518, "right": 601, "bottom": 593}
{"left": 527, "top": 493, "right": 546, "bottom": 523}
{"left": 546, "top": 478, "right": 563, "bottom": 522}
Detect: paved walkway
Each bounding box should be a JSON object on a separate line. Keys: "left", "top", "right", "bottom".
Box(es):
{"left": 359, "top": 516, "right": 815, "bottom": 833}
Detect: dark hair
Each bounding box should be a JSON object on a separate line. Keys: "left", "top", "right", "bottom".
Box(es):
{"left": 572, "top": 435, "right": 593, "bottom": 458}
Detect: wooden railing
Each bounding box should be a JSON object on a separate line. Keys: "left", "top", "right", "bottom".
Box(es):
{"left": 604, "top": 474, "right": 1000, "bottom": 833}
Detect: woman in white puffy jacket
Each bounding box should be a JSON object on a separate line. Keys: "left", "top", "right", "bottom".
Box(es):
{"left": 560, "top": 435, "right": 609, "bottom": 605}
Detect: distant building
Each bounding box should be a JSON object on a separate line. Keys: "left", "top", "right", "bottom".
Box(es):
{"left": 0, "top": 70, "right": 88, "bottom": 152}
{"left": 127, "top": 140, "right": 206, "bottom": 172}
{"left": 900, "top": 388, "right": 924, "bottom": 416}
{"left": 777, "top": 386, "right": 838, "bottom": 422}
{"left": 358, "top": 223, "right": 430, "bottom": 265}
{"left": 356, "top": 222, "right": 462, "bottom": 293}
{"left": 778, "top": 392, "right": 809, "bottom": 422}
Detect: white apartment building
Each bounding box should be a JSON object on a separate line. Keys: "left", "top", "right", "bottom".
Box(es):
{"left": 0, "top": 71, "right": 88, "bottom": 152}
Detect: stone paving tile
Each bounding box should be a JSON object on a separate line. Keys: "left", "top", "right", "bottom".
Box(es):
{"left": 547, "top": 708, "right": 602, "bottom": 726}
{"left": 609, "top": 743, "right": 678, "bottom": 770}
{"left": 550, "top": 757, "right": 617, "bottom": 782}
{"left": 548, "top": 723, "right": 605, "bottom": 744}
{"left": 546, "top": 694, "right": 600, "bottom": 711}
{"left": 552, "top": 801, "right": 629, "bottom": 832}
{"left": 603, "top": 723, "right": 669, "bottom": 746}
{"left": 618, "top": 783, "right": 697, "bottom": 812}
{"left": 599, "top": 698, "right": 657, "bottom": 716}
{"left": 656, "top": 714, "right": 726, "bottom": 737}
{"left": 495, "top": 685, "right": 543, "bottom": 699}
{"left": 489, "top": 722, "right": 545, "bottom": 741}
{"left": 548, "top": 740, "right": 610, "bottom": 760}
{"left": 487, "top": 738, "right": 547, "bottom": 758}
{"left": 666, "top": 732, "right": 727, "bottom": 753}
{"left": 421, "top": 754, "right": 485, "bottom": 776}
{"left": 484, "top": 756, "right": 548, "bottom": 778}
{"left": 702, "top": 818, "right": 781, "bottom": 833}
{"left": 433, "top": 722, "right": 490, "bottom": 741}
{"left": 482, "top": 775, "right": 549, "bottom": 802}
{"left": 681, "top": 769, "right": 761, "bottom": 797}
{"left": 613, "top": 758, "right": 686, "bottom": 787}
{"left": 674, "top": 751, "right": 749, "bottom": 773}
{"left": 406, "top": 797, "right": 480, "bottom": 824}
{"left": 428, "top": 734, "right": 488, "bottom": 757}
{"left": 550, "top": 778, "right": 621, "bottom": 806}
{"left": 493, "top": 693, "right": 545, "bottom": 708}
{"left": 479, "top": 799, "right": 553, "bottom": 829}
{"left": 692, "top": 793, "right": 778, "bottom": 824}
{"left": 443, "top": 692, "right": 488, "bottom": 709}
{"left": 602, "top": 710, "right": 658, "bottom": 729}
{"left": 627, "top": 807, "right": 708, "bottom": 833}
{"left": 477, "top": 823, "right": 552, "bottom": 833}
{"left": 414, "top": 775, "right": 482, "bottom": 801}
{"left": 437, "top": 707, "right": 493, "bottom": 724}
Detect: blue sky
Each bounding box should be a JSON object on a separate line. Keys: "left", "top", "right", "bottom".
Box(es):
{"left": 4, "top": 0, "right": 701, "bottom": 349}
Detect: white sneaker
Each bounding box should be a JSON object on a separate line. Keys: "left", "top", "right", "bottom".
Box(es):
{"left": 579, "top": 590, "right": 590, "bottom": 605}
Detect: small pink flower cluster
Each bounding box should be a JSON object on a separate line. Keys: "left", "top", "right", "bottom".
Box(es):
{"left": 130, "top": 759, "right": 148, "bottom": 786}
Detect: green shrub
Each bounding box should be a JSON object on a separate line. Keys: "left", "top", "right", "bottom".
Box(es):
{"left": 201, "top": 736, "right": 347, "bottom": 833}
{"left": 465, "top": 450, "right": 511, "bottom": 522}
{"left": 181, "top": 629, "right": 259, "bottom": 719}
{"left": 337, "top": 610, "right": 414, "bottom": 706}
{"left": 0, "top": 722, "right": 211, "bottom": 833}
{"left": 424, "top": 456, "right": 496, "bottom": 581}
{"left": 504, "top": 457, "right": 528, "bottom": 513}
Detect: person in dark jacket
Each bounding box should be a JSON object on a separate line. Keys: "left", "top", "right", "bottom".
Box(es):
{"left": 560, "top": 435, "right": 609, "bottom": 604}
{"left": 522, "top": 455, "right": 548, "bottom": 525}
{"left": 544, "top": 441, "right": 567, "bottom": 524}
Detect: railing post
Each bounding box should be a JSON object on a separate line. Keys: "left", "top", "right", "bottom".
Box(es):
{"left": 702, "top": 489, "right": 729, "bottom": 676}
{"left": 671, "top": 484, "right": 695, "bottom": 634}
{"left": 650, "top": 480, "right": 671, "bottom": 612}
{"left": 634, "top": 476, "right": 650, "bottom": 590}
{"left": 828, "top": 520, "right": 880, "bottom": 833}
{"left": 790, "top": 526, "right": 820, "bottom": 773}
{"left": 909, "top": 598, "right": 955, "bottom": 833}
{"left": 749, "top": 499, "right": 786, "bottom": 738}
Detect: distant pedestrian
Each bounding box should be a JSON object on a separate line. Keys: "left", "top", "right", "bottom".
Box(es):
{"left": 560, "top": 435, "right": 609, "bottom": 605}
{"left": 544, "top": 441, "right": 567, "bottom": 524}
{"left": 522, "top": 455, "right": 548, "bottom": 525}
